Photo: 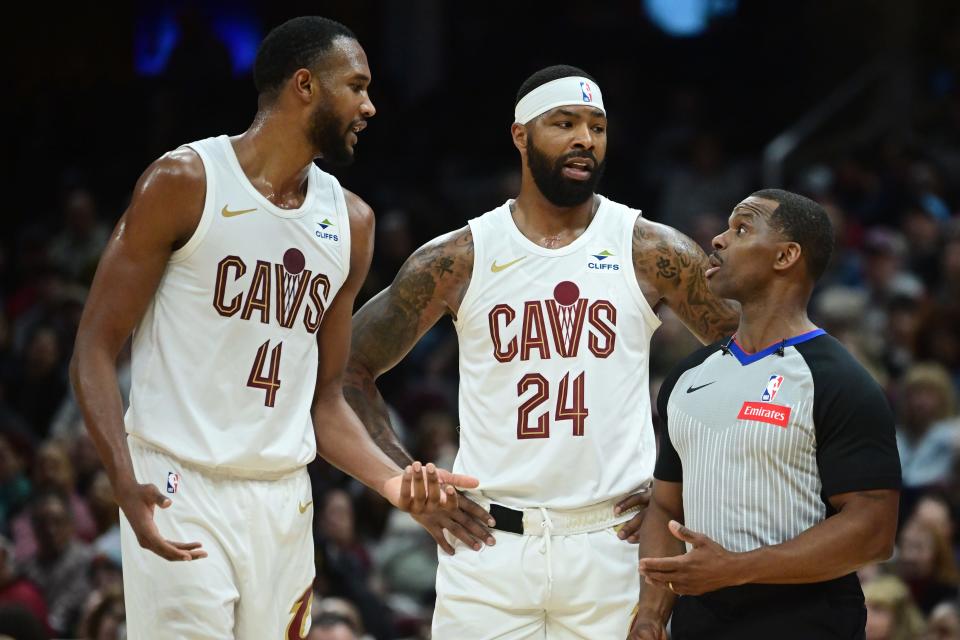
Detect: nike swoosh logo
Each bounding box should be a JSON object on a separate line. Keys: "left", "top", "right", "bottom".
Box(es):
{"left": 686, "top": 382, "right": 716, "bottom": 394}
{"left": 221, "top": 205, "right": 257, "bottom": 218}
{"left": 298, "top": 500, "right": 313, "bottom": 514}
{"left": 491, "top": 257, "right": 527, "bottom": 273}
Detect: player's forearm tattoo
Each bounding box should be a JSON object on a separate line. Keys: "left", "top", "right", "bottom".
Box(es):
{"left": 344, "top": 227, "right": 473, "bottom": 466}
{"left": 633, "top": 221, "right": 739, "bottom": 343}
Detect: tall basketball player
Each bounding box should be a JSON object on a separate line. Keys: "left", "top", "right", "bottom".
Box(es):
{"left": 69, "top": 17, "right": 475, "bottom": 639}
{"left": 345, "top": 66, "right": 740, "bottom": 638}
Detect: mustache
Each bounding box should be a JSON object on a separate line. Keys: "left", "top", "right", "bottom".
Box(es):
{"left": 559, "top": 150, "right": 598, "bottom": 164}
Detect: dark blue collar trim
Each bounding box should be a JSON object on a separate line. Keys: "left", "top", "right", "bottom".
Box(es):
{"left": 728, "top": 328, "right": 826, "bottom": 366}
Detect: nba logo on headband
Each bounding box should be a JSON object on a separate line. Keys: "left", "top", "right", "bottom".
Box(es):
{"left": 580, "top": 81, "right": 593, "bottom": 103}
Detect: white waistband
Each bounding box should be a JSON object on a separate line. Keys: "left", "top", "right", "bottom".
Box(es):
{"left": 127, "top": 435, "right": 305, "bottom": 481}
{"left": 475, "top": 493, "right": 645, "bottom": 536}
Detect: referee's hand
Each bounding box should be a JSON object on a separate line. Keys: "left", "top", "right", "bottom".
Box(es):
{"left": 639, "top": 520, "right": 736, "bottom": 596}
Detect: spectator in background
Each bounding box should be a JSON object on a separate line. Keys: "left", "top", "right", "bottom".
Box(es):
{"left": 896, "top": 363, "right": 960, "bottom": 489}
{"left": 315, "top": 489, "right": 392, "bottom": 640}
{"left": 0, "top": 435, "right": 30, "bottom": 536}
{"left": 8, "top": 327, "right": 67, "bottom": 440}
{"left": 0, "top": 536, "right": 47, "bottom": 635}
{"left": 912, "top": 493, "right": 959, "bottom": 562}
{"left": 12, "top": 441, "right": 96, "bottom": 561}
{"left": 926, "top": 601, "right": 960, "bottom": 640}
{"left": 414, "top": 411, "right": 458, "bottom": 473}
{"left": 914, "top": 305, "right": 960, "bottom": 387}
{"left": 22, "top": 492, "right": 93, "bottom": 636}
{"left": 864, "top": 574, "right": 927, "bottom": 640}
{"left": 859, "top": 228, "right": 925, "bottom": 335}
{"left": 656, "top": 132, "right": 753, "bottom": 234}
{"left": 897, "top": 516, "right": 960, "bottom": 614}
{"left": 0, "top": 604, "right": 48, "bottom": 640}
{"left": 937, "top": 222, "right": 960, "bottom": 304}
{"left": 86, "top": 471, "right": 119, "bottom": 563}
{"left": 46, "top": 188, "right": 108, "bottom": 284}
{"left": 309, "top": 612, "right": 360, "bottom": 640}
{"left": 77, "top": 584, "right": 124, "bottom": 640}
{"left": 902, "top": 206, "right": 944, "bottom": 288}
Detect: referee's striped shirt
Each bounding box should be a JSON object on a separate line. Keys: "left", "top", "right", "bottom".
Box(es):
{"left": 655, "top": 330, "right": 901, "bottom": 606}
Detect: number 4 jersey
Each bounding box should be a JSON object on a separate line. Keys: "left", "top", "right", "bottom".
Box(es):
{"left": 453, "top": 197, "right": 660, "bottom": 509}
{"left": 125, "top": 136, "right": 351, "bottom": 474}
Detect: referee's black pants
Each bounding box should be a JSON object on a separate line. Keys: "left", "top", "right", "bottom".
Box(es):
{"left": 671, "top": 590, "right": 867, "bottom": 640}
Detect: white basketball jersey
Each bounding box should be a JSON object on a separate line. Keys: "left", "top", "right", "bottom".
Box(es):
{"left": 125, "top": 135, "right": 351, "bottom": 474}
{"left": 454, "top": 197, "right": 660, "bottom": 509}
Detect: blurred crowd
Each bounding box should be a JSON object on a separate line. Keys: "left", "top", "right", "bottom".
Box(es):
{"left": 4, "top": 4, "right": 960, "bottom": 640}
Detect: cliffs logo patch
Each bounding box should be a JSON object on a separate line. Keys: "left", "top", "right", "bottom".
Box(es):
{"left": 166, "top": 471, "right": 181, "bottom": 494}
{"left": 580, "top": 81, "right": 594, "bottom": 103}
{"left": 738, "top": 402, "right": 791, "bottom": 428}
{"left": 315, "top": 218, "right": 339, "bottom": 242}
{"left": 588, "top": 249, "right": 619, "bottom": 271}
{"left": 761, "top": 374, "right": 784, "bottom": 402}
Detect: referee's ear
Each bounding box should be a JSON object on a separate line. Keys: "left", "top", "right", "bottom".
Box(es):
{"left": 773, "top": 241, "right": 803, "bottom": 273}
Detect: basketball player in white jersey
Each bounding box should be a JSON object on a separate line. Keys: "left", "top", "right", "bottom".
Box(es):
{"left": 69, "top": 17, "right": 475, "bottom": 639}
{"left": 345, "top": 65, "right": 740, "bottom": 638}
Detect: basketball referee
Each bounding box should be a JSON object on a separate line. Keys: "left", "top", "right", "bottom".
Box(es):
{"left": 628, "top": 190, "right": 901, "bottom": 640}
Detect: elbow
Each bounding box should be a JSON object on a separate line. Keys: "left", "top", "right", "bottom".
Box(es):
{"left": 873, "top": 536, "right": 896, "bottom": 563}
{"left": 866, "top": 518, "right": 898, "bottom": 563}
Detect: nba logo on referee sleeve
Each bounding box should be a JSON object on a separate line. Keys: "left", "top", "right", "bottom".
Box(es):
{"left": 166, "top": 471, "right": 181, "bottom": 494}
{"left": 761, "top": 375, "right": 784, "bottom": 402}
{"left": 580, "top": 81, "right": 593, "bottom": 102}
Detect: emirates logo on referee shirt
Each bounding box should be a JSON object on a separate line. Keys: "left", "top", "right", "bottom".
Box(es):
{"left": 738, "top": 374, "right": 791, "bottom": 427}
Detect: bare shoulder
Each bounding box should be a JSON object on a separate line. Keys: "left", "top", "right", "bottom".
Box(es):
{"left": 138, "top": 147, "right": 205, "bottom": 198}
{"left": 342, "top": 187, "right": 375, "bottom": 234}
{"left": 126, "top": 147, "right": 206, "bottom": 249}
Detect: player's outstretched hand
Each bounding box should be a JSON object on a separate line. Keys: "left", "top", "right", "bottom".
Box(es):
{"left": 116, "top": 482, "right": 207, "bottom": 562}
{"left": 413, "top": 493, "right": 496, "bottom": 555}
{"left": 614, "top": 486, "right": 652, "bottom": 543}
{"left": 384, "top": 462, "right": 492, "bottom": 554}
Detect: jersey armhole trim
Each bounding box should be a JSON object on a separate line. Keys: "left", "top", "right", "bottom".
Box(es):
{"left": 452, "top": 219, "right": 483, "bottom": 331}
{"left": 623, "top": 209, "right": 662, "bottom": 332}
{"left": 170, "top": 143, "right": 215, "bottom": 263}
{"left": 329, "top": 173, "right": 352, "bottom": 279}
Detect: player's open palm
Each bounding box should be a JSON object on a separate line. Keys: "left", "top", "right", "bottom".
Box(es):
{"left": 117, "top": 482, "right": 207, "bottom": 562}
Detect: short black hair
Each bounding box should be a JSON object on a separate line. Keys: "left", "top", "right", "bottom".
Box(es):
{"left": 253, "top": 16, "right": 356, "bottom": 100}
{"left": 516, "top": 65, "right": 597, "bottom": 106}
{"left": 751, "top": 188, "right": 833, "bottom": 281}
{"left": 313, "top": 612, "right": 358, "bottom": 635}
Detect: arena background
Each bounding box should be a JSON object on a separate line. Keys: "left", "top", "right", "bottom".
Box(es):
{"left": 3, "top": 1, "right": 960, "bottom": 638}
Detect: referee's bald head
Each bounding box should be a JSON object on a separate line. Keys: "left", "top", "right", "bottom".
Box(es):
{"left": 750, "top": 189, "right": 833, "bottom": 281}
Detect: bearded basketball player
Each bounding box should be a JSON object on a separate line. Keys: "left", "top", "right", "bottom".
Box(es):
{"left": 344, "top": 65, "right": 740, "bottom": 638}
{"left": 70, "top": 17, "right": 475, "bottom": 639}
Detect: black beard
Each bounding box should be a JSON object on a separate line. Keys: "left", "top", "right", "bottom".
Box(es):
{"left": 526, "top": 136, "right": 606, "bottom": 207}
{"left": 309, "top": 103, "right": 354, "bottom": 167}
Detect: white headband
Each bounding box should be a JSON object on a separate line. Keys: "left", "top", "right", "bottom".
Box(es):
{"left": 514, "top": 76, "right": 605, "bottom": 124}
